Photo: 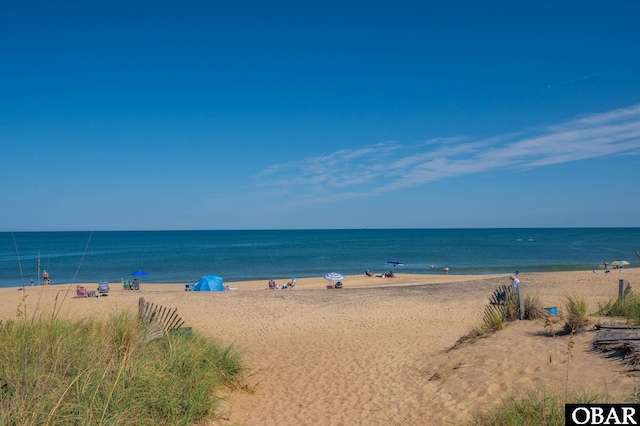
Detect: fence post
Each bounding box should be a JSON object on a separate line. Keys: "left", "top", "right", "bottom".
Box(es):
{"left": 619, "top": 279, "right": 625, "bottom": 302}
{"left": 518, "top": 287, "right": 525, "bottom": 320}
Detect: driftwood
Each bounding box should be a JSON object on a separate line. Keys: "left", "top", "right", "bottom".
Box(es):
{"left": 138, "top": 297, "right": 185, "bottom": 342}
{"left": 593, "top": 325, "right": 640, "bottom": 367}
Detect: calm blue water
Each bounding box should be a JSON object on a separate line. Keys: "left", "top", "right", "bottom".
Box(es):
{"left": 1, "top": 229, "right": 638, "bottom": 288}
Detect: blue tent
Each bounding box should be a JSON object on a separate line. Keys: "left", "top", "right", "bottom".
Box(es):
{"left": 194, "top": 274, "right": 224, "bottom": 292}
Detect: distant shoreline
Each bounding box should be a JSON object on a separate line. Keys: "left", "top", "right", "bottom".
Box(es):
{"left": 3, "top": 268, "right": 634, "bottom": 292}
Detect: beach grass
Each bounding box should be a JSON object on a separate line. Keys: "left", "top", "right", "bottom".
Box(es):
{"left": 524, "top": 294, "right": 546, "bottom": 320}
{"left": 471, "top": 390, "right": 616, "bottom": 426}
{"left": 598, "top": 291, "right": 640, "bottom": 324}
{"left": 563, "top": 295, "right": 590, "bottom": 334}
{"left": 472, "top": 291, "right": 547, "bottom": 338}
{"left": 0, "top": 311, "right": 244, "bottom": 425}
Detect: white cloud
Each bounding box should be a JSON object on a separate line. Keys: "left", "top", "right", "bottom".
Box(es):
{"left": 256, "top": 104, "right": 640, "bottom": 205}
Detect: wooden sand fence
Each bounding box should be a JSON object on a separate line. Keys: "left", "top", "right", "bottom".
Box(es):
{"left": 138, "top": 297, "right": 186, "bottom": 342}
{"left": 483, "top": 285, "right": 520, "bottom": 330}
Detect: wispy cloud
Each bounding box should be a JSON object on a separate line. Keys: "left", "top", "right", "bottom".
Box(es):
{"left": 255, "top": 104, "right": 640, "bottom": 205}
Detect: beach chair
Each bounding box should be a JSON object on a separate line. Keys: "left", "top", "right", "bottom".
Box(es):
{"left": 334, "top": 281, "right": 343, "bottom": 289}
{"left": 268, "top": 280, "right": 276, "bottom": 290}
{"left": 76, "top": 285, "right": 89, "bottom": 298}
{"left": 98, "top": 281, "right": 110, "bottom": 296}
{"left": 123, "top": 280, "right": 131, "bottom": 290}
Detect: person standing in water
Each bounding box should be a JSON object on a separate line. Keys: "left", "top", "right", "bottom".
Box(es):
{"left": 43, "top": 270, "right": 50, "bottom": 285}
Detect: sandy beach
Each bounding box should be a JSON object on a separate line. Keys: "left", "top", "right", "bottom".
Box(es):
{"left": 1, "top": 269, "right": 638, "bottom": 425}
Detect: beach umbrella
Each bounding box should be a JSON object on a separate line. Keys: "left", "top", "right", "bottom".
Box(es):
{"left": 385, "top": 261, "right": 404, "bottom": 267}
{"left": 130, "top": 270, "right": 148, "bottom": 285}
{"left": 609, "top": 260, "right": 630, "bottom": 267}
{"left": 323, "top": 272, "right": 345, "bottom": 282}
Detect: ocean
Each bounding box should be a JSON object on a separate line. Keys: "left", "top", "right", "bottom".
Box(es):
{"left": 1, "top": 228, "right": 638, "bottom": 288}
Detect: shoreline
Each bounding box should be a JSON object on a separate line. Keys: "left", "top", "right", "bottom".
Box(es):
{"left": 2, "top": 265, "right": 631, "bottom": 291}
{"left": 1, "top": 272, "right": 504, "bottom": 293}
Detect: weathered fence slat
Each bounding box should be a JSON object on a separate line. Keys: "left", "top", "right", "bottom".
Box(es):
{"left": 137, "top": 297, "right": 185, "bottom": 341}
{"left": 482, "top": 284, "right": 521, "bottom": 329}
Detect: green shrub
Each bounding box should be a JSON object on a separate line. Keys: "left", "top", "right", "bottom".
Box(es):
{"left": 0, "top": 312, "right": 243, "bottom": 425}
{"left": 484, "top": 307, "right": 504, "bottom": 332}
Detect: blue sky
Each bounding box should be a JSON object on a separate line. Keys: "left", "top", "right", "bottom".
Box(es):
{"left": 2, "top": 1, "right": 640, "bottom": 231}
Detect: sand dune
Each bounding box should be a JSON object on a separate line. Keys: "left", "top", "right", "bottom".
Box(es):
{"left": 0, "top": 269, "right": 637, "bottom": 425}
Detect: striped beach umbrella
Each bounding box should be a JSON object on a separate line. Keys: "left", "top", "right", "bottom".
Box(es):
{"left": 323, "top": 272, "right": 344, "bottom": 282}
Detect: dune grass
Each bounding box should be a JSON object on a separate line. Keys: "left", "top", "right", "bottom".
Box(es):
{"left": 0, "top": 312, "right": 243, "bottom": 425}
{"left": 563, "top": 294, "right": 590, "bottom": 334}
{"left": 524, "top": 294, "right": 546, "bottom": 320}
{"left": 471, "top": 390, "right": 616, "bottom": 426}
{"left": 471, "top": 292, "right": 547, "bottom": 338}
{"left": 599, "top": 291, "right": 640, "bottom": 324}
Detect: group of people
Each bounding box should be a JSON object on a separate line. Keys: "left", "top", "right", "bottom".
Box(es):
{"left": 364, "top": 270, "right": 396, "bottom": 278}
{"left": 268, "top": 278, "right": 296, "bottom": 289}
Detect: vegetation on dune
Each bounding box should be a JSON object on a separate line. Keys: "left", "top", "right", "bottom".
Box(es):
{"left": 471, "top": 390, "right": 616, "bottom": 426}
{"left": 562, "top": 294, "right": 589, "bottom": 334}
{"left": 0, "top": 312, "right": 244, "bottom": 425}
{"left": 599, "top": 289, "right": 640, "bottom": 324}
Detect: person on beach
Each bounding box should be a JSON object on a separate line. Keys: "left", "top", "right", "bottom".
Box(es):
{"left": 510, "top": 275, "right": 520, "bottom": 290}
{"left": 604, "top": 260, "right": 609, "bottom": 271}
{"left": 43, "top": 270, "right": 50, "bottom": 285}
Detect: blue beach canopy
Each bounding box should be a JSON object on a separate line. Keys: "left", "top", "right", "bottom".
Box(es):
{"left": 194, "top": 274, "right": 224, "bottom": 292}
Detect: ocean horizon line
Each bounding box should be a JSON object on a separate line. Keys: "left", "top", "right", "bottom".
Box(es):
{"left": 3, "top": 226, "right": 640, "bottom": 234}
